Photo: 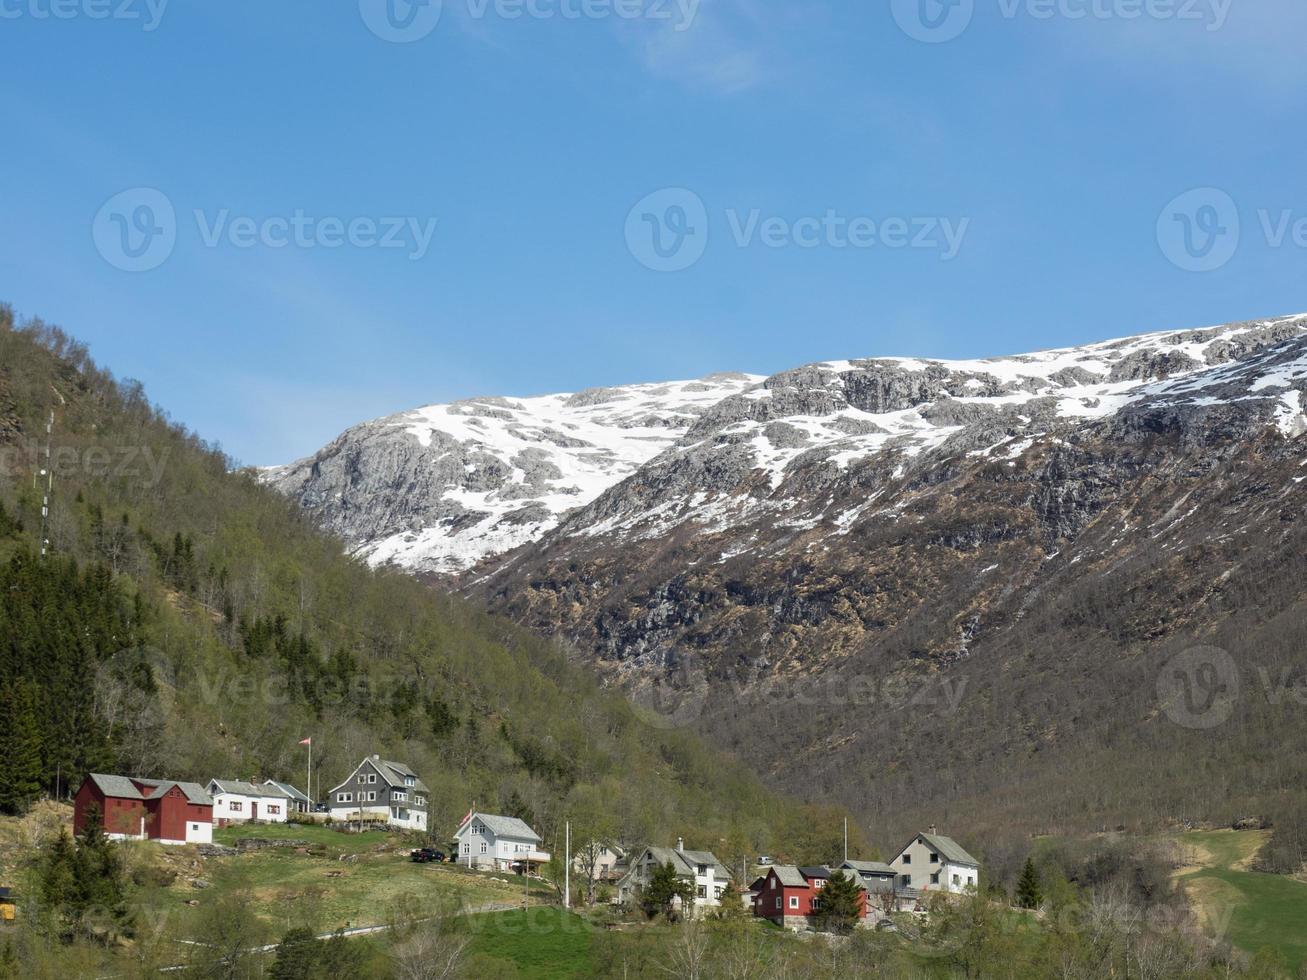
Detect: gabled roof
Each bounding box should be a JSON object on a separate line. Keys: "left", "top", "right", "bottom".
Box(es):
{"left": 455, "top": 812, "right": 542, "bottom": 843}
{"left": 842, "top": 859, "right": 896, "bottom": 876}
{"left": 264, "top": 780, "right": 312, "bottom": 804}
{"left": 85, "top": 774, "right": 212, "bottom": 806}
{"left": 918, "top": 832, "right": 979, "bottom": 867}
{"left": 798, "top": 865, "right": 831, "bottom": 879}
{"left": 378, "top": 760, "right": 429, "bottom": 794}
{"left": 209, "top": 779, "right": 291, "bottom": 799}
{"left": 328, "top": 757, "right": 429, "bottom": 796}
{"left": 629, "top": 845, "right": 730, "bottom": 881}
{"left": 769, "top": 865, "right": 808, "bottom": 888}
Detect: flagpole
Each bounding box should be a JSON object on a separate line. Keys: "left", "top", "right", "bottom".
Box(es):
{"left": 307, "top": 739, "right": 312, "bottom": 812}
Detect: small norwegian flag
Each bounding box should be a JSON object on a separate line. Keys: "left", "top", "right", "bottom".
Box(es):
{"left": 298, "top": 737, "right": 312, "bottom": 746}
{"left": 458, "top": 805, "right": 475, "bottom": 828}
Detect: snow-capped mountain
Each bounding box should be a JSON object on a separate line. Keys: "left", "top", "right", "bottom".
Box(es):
{"left": 267, "top": 315, "right": 1307, "bottom": 577}
{"left": 270, "top": 313, "right": 1307, "bottom": 829}
{"left": 263, "top": 373, "right": 761, "bottom": 573}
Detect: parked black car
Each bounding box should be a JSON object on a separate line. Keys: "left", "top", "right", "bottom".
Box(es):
{"left": 409, "top": 848, "right": 446, "bottom": 863}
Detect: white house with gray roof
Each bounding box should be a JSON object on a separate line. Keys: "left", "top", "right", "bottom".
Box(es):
{"left": 453, "top": 811, "right": 550, "bottom": 872}
{"left": 206, "top": 779, "right": 293, "bottom": 825}
{"left": 327, "top": 756, "right": 429, "bottom": 831}
{"left": 890, "top": 827, "right": 980, "bottom": 895}
{"left": 615, "top": 838, "right": 733, "bottom": 913}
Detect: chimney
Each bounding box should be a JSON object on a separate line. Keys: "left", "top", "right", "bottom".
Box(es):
{"left": 928, "top": 824, "right": 937, "bottom": 836}
{"left": 677, "top": 837, "right": 685, "bottom": 852}
{"left": 372, "top": 754, "right": 380, "bottom": 761}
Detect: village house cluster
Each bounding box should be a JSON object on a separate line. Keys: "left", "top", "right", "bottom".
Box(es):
{"left": 72, "top": 763, "right": 979, "bottom": 931}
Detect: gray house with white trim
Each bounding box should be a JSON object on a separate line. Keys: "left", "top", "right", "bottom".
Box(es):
{"left": 327, "top": 756, "right": 428, "bottom": 831}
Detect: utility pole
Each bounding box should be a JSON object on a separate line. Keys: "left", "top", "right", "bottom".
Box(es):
{"left": 564, "top": 821, "right": 571, "bottom": 909}
{"left": 38, "top": 410, "right": 54, "bottom": 559}
{"left": 843, "top": 817, "right": 848, "bottom": 864}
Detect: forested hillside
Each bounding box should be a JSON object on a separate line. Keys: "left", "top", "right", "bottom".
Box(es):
{"left": 0, "top": 306, "right": 849, "bottom": 862}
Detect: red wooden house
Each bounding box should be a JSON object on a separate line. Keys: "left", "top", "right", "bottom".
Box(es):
{"left": 751, "top": 865, "right": 868, "bottom": 930}
{"left": 74, "top": 774, "right": 214, "bottom": 846}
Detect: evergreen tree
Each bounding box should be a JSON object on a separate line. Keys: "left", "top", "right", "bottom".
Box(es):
{"left": 1016, "top": 857, "right": 1043, "bottom": 910}
{"left": 0, "top": 681, "right": 43, "bottom": 815}
{"left": 71, "top": 806, "right": 133, "bottom": 939}
{"left": 642, "top": 862, "right": 695, "bottom": 920}
{"left": 813, "top": 870, "right": 863, "bottom": 935}
{"left": 269, "top": 927, "right": 323, "bottom": 978}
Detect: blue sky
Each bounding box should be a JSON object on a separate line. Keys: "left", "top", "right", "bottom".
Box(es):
{"left": 2, "top": 0, "right": 1305, "bottom": 465}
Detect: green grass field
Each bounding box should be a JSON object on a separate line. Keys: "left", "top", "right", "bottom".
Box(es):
{"left": 462, "top": 908, "right": 597, "bottom": 979}
{"left": 1177, "top": 830, "right": 1307, "bottom": 973}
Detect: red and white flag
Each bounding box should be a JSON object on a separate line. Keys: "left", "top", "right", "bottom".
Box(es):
{"left": 458, "top": 805, "right": 474, "bottom": 828}
{"left": 298, "top": 737, "right": 312, "bottom": 746}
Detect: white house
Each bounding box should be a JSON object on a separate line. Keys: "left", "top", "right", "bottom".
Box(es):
{"left": 327, "top": 756, "right": 428, "bottom": 832}
{"left": 206, "top": 779, "right": 293, "bottom": 825}
{"left": 889, "top": 827, "right": 979, "bottom": 895}
{"left": 453, "top": 811, "right": 550, "bottom": 872}
{"left": 616, "top": 838, "right": 733, "bottom": 913}
{"left": 572, "top": 841, "right": 625, "bottom": 882}
{"left": 263, "top": 779, "right": 312, "bottom": 814}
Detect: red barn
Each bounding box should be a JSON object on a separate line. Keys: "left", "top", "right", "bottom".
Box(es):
{"left": 74, "top": 774, "right": 214, "bottom": 846}
{"left": 752, "top": 865, "right": 868, "bottom": 930}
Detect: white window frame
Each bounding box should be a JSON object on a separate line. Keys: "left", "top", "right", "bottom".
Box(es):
{"left": 788, "top": 896, "right": 799, "bottom": 909}
{"left": 338, "top": 792, "right": 353, "bottom": 803}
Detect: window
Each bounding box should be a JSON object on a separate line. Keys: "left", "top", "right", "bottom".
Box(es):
{"left": 698, "top": 864, "right": 708, "bottom": 875}
{"left": 813, "top": 879, "right": 824, "bottom": 889}
{"left": 789, "top": 897, "right": 799, "bottom": 909}
{"left": 900, "top": 874, "right": 911, "bottom": 886}
{"left": 462, "top": 843, "right": 470, "bottom": 854}
{"left": 480, "top": 842, "right": 488, "bottom": 854}
{"left": 697, "top": 886, "right": 706, "bottom": 898}
{"left": 230, "top": 801, "right": 243, "bottom": 812}
{"left": 930, "top": 852, "right": 939, "bottom": 864}
{"left": 952, "top": 874, "right": 960, "bottom": 885}
{"left": 811, "top": 898, "right": 821, "bottom": 911}
{"left": 366, "top": 791, "right": 377, "bottom": 802}
{"left": 338, "top": 793, "right": 352, "bottom": 803}
{"left": 364, "top": 773, "right": 377, "bottom": 784}
{"left": 394, "top": 791, "right": 406, "bottom": 802}
{"left": 405, "top": 776, "right": 415, "bottom": 786}
{"left": 416, "top": 796, "right": 426, "bottom": 806}
{"left": 775, "top": 898, "right": 782, "bottom": 910}
{"left": 268, "top": 805, "right": 280, "bottom": 816}
{"left": 902, "top": 854, "right": 911, "bottom": 864}
{"left": 930, "top": 872, "right": 940, "bottom": 885}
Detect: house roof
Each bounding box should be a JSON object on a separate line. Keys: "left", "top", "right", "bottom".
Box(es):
{"left": 86, "top": 774, "right": 212, "bottom": 806}
{"left": 209, "top": 779, "right": 291, "bottom": 799}
{"left": 264, "top": 780, "right": 312, "bottom": 804}
{"left": 769, "top": 865, "right": 808, "bottom": 888}
{"left": 916, "top": 832, "right": 979, "bottom": 867}
{"left": 842, "top": 859, "right": 897, "bottom": 876}
{"left": 456, "top": 812, "right": 542, "bottom": 843}
{"left": 629, "top": 846, "right": 730, "bottom": 881}
{"left": 798, "top": 866, "right": 831, "bottom": 879}
{"left": 328, "top": 757, "right": 429, "bottom": 796}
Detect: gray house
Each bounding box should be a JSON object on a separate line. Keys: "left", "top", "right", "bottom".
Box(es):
{"left": 327, "top": 755, "right": 428, "bottom": 831}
